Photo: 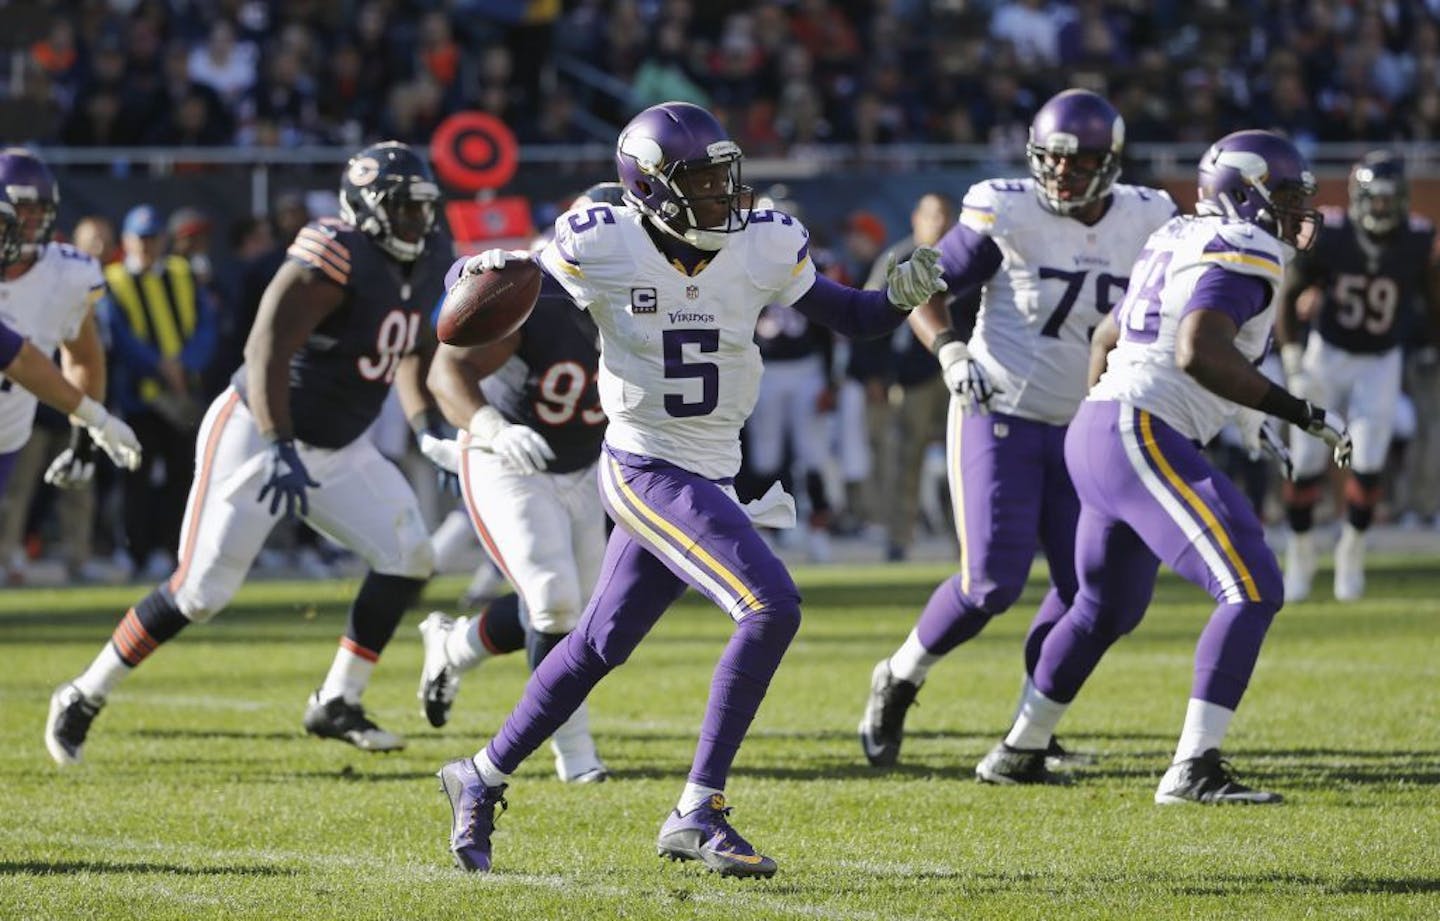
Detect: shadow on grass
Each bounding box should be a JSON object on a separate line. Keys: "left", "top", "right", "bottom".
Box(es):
{"left": 0, "top": 860, "right": 296, "bottom": 876}
{"left": 1162, "top": 874, "right": 1440, "bottom": 896}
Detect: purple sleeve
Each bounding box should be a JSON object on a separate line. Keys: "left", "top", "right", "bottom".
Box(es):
{"left": 937, "top": 221, "right": 1003, "bottom": 302}
{"left": 790, "top": 273, "right": 908, "bottom": 340}
{"left": 0, "top": 319, "right": 23, "bottom": 369}
{"left": 442, "top": 256, "right": 467, "bottom": 289}
{"left": 1180, "top": 266, "right": 1272, "bottom": 327}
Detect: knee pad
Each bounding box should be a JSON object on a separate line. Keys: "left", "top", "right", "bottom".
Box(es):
{"left": 171, "top": 571, "right": 242, "bottom": 623}
{"left": 383, "top": 533, "right": 435, "bottom": 580}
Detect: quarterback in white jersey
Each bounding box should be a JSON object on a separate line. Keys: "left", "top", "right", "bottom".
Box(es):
{"left": 434, "top": 101, "right": 946, "bottom": 878}
{"left": 861, "top": 90, "right": 1176, "bottom": 769}
{"left": 979, "top": 131, "right": 1351, "bottom": 804}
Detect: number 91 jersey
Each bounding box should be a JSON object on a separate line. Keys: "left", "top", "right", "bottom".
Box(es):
{"left": 959, "top": 177, "right": 1176, "bottom": 424}
{"left": 1092, "top": 214, "right": 1288, "bottom": 443}
{"left": 539, "top": 203, "right": 815, "bottom": 480}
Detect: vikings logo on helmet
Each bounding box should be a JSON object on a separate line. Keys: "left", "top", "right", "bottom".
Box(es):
{"left": 338, "top": 141, "right": 440, "bottom": 263}
{"left": 1348, "top": 150, "right": 1407, "bottom": 238}
{"left": 0, "top": 148, "right": 60, "bottom": 257}
{"left": 1197, "top": 130, "right": 1319, "bottom": 250}
{"left": 1026, "top": 89, "right": 1125, "bottom": 215}
{"left": 615, "top": 102, "right": 751, "bottom": 250}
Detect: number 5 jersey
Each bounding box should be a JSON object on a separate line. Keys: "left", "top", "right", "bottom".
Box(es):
{"left": 946, "top": 178, "right": 1177, "bottom": 424}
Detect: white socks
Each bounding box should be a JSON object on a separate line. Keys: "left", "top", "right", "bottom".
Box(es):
{"left": 73, "top": 644, "right": 131, "bottom": 701}
{"left": 445, "top": 615, "right": 492, "bottom": 673}
{"left": 1174, "top": 698, "right": 1234, "bottom": 763}
{"left": 678, "top": 782, "right": 724, "bottom": 815}
{"left": 888, "top": 629, "right": 940, "bottom": 684}
{"left": 1004, "top": 682, "right": 1069, "bottom": 750}
{"left": 475, "top": 748, "right": 511, "bottom": 787}
{"left": 318, "top": 645, "right": 374, "bottom": 704}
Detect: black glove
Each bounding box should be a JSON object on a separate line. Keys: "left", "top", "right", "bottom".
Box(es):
{"left": 257, "top": 438, "right": 319, "bottom": 518}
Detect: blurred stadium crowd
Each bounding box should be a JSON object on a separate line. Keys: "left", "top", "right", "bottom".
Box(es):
{"left": 9, "top": 1, "right": 1440, "bottom": 150}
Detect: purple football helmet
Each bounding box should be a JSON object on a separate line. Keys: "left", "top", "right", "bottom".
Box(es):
{"left": 1348, "top": 149, "right": 1407, "bottom": 237}
{"left": 1027, "top": 89, "right": 1125, "bottom": 215}
{"left": 0, "top": 148, "right": 59, "bottom": 256}
{"left": 1197, "top": 130, "right": 1319, "bottom": 250}
{"left": 615, "top": 101, "right": 750, "bottom": 249}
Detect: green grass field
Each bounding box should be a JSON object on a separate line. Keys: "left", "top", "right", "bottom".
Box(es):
{"left": 2, "top": 559, "right": 1437, "bottom": 920}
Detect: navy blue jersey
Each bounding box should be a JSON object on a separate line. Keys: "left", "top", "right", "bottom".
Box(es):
{"left": 233, "top": 219, "right": 451, "bottom": 448}
{"left": 1296, "top": 207, "right": 1436, "bottom": 354}
{"left": 478, "top": 273, "right": 605, "bottom": 473}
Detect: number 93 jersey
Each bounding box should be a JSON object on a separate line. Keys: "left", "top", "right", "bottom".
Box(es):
{"left": 1092, "top": 214, "right": 1289, "bottom": 443}
{"left": 959, "top": 177, "right": 1176, "bottom": 424}
{"left": 539, "top": 203, "right": 815, "bottom": 480}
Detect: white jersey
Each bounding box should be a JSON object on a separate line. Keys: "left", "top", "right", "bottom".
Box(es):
{"left": 0, "top": 243, "right": 104, "bottom": 452}
{"left": 1091, "top": 214, "right": 1288, "bottom": 443}
{"left": 959, "top": 178, "right": 1176, "bottom": 424}
{"left": 540, "top": 204, "right": 815, "bottom": 479}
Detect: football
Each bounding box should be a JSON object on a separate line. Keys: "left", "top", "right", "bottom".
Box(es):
{"left": 436, "top": 258, "right": 543, "bottom": 348}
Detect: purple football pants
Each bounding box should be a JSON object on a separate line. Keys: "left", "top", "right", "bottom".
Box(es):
{"left": 1035, "top": 400, "right": 1283, "bottom": 710}
{"left": 914, "top": 407, "right": 1079, "bottom": 674}
{"left": 485, "top": 445, "right": 801, "bottom": 789}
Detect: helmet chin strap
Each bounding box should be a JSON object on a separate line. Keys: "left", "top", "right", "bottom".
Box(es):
{"left": 645, "top": 212, "right": 725, "bottom": 252}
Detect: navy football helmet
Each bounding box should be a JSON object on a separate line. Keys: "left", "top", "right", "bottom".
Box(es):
{"left": 1348, "top": 150, "right": 1407, "bottom": 237}
{"left": 338, "top": 141, "right": 440, "bottom": 262}
{"left": 1197, "top": 130, "right": 1319, "bottom": 250}
{"left": 0, "top": 148, "right": 59, "bottom": 257}
{"left": 1027, "top": 89, "right": 1125, "bottom": 215}
{"left": 615, "top": 102, "right": 750, "bottom": 249}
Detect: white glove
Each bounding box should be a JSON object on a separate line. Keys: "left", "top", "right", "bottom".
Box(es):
{"left": 419, "top": 432, "right": 461, "bottom": 474}
{"left": 44, "top": 427, "right": 97, "bottom": 489}
{"left": 885, "top": 245, "right": 948, "bottom": 310}
{"left": 1280, "top": 342, "right": 1311, "bottom": 399}
{"left": 1237, "top": 407, "right": 1294, "bottom": 480}
{"left": 938, "top": 340, "right": 999, "bottom": 413}
{"left": 468, "top": 405, "right": 555, "bottom": 475}
{"left": 72, "top": 397, "right": 141, "bottom": 471}
{"left": 463, "top": 248, "right": 527, "bottom": 276}
{"left": 1303, "top": 403, "right": 1353, "bottom": 469}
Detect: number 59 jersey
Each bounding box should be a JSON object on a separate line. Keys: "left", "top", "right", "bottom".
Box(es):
{"left": 539, "top": 203, "right": 816, "bottom": 480}
{"left": 959, "top": 178, "right": 1176, "bottom": 424}
{"left": 1091, "top": 214, "right": 1289, "bottom": 443}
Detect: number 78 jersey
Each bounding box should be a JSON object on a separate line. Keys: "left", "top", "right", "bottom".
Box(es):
{"left": 539, "top": 203, "right": 815, "bottom": 480}
{"left": 960, "top": 178, "right": 1177, "bottom": 424}
{"left": 1091, "top": 214, "right": 1288, "bottom": 443}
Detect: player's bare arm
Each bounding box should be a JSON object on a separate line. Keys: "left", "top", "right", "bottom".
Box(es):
{"left": 244, "top": 261, "right": 344, "bottom": 440}
{"left": 906, "top": 290, "right": 950, "bottom": 350}
{"left": 427, "top": 332, "right": 520, "bottom": 430}
{"left": 1176, "top": 309, "right": 1277, "bottom": 407}
{"left": 60, "top": 309, "right": 106, "bottom": 401}
{"left": 1087, "top": 312, "right": 1120, "bottom": 388}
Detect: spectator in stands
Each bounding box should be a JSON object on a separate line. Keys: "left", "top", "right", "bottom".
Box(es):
{"left": 99, "top": 205, "right": 218, "bottom": 580}
{"left": 186, "top": 20, "right": 258, "bottom": 110}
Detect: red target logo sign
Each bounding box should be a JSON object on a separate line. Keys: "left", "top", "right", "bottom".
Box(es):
{"left": 430, "top": 111, "right": 519, "bottom": 192}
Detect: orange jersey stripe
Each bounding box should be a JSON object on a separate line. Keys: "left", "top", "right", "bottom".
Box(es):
{"left": 296, "top": 228, "right": 351, "bottom": 266}
{"left": 287, "top": 241, "right": 350, "bottom": 286}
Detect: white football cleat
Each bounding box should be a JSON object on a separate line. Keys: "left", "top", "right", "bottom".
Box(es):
{"left": 1283, "top": 531, "right": 1316, "bottom": 603}
{"left": 1333, "top": 524, "right": 1366, "bottom": 602}
{"left": 418, "top": 612, "right": 463, "bottom": 728}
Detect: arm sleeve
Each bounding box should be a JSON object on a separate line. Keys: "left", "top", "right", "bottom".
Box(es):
{"left": 1180, "top": 266, "right": 1272, "bottom": 327}
{"left": 936, "top": 221, "right": 1003, "bottom": 307}
{"left": 790, "top": 274, "right": 908, "bottom": 340}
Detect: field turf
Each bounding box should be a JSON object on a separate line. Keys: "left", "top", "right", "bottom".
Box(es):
{"left": 1, "top": 559, "right": 1436, "bottom": 920}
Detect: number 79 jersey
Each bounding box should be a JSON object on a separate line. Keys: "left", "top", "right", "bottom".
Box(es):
{"left": 959, "top": 177, "right": 1176, "bottom": 424}
{"left": 1091, "top": 214, "right": 1288, "bottom": 443}
{"left": 539, "top": 203, "right": 816, "bottom": 479}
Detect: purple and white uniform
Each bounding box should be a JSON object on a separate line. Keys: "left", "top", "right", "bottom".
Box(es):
{"left": 913, "top": 178, "right": 1174, "bottom": 659}
{"left": 1037, "top": 213, "right": 1288, "bottom": 710}
{"left": 484, "top": 201, "right": 909, "bottom": 788}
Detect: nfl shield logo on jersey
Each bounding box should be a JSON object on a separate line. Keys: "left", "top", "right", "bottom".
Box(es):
{"left": 685, "top": 285, "right": 699, "bottom": 300}
{"left": 630, "top": 287, "right": 658, "bottom": 314}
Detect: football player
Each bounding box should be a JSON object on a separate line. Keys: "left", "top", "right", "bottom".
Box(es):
{"left": 45, "top": 142, "right": 451, "bottom": 765}
{"left": 1276, "top": 150, "right": 1440, "bottom": 601}
{"left": 434, "top": 101, "right": 946, "bottom": 877}
{"left": 858, "top": 90, "right": 1178, "bottom": 768}
{"left": 976, "top": 130, "right": 1350, "bottom": 803}
{"left": 417, "top": 240, "right": 611, "bottom": 784}
{"left": 0, "top": 177, "right": 139, "bottom": 487}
